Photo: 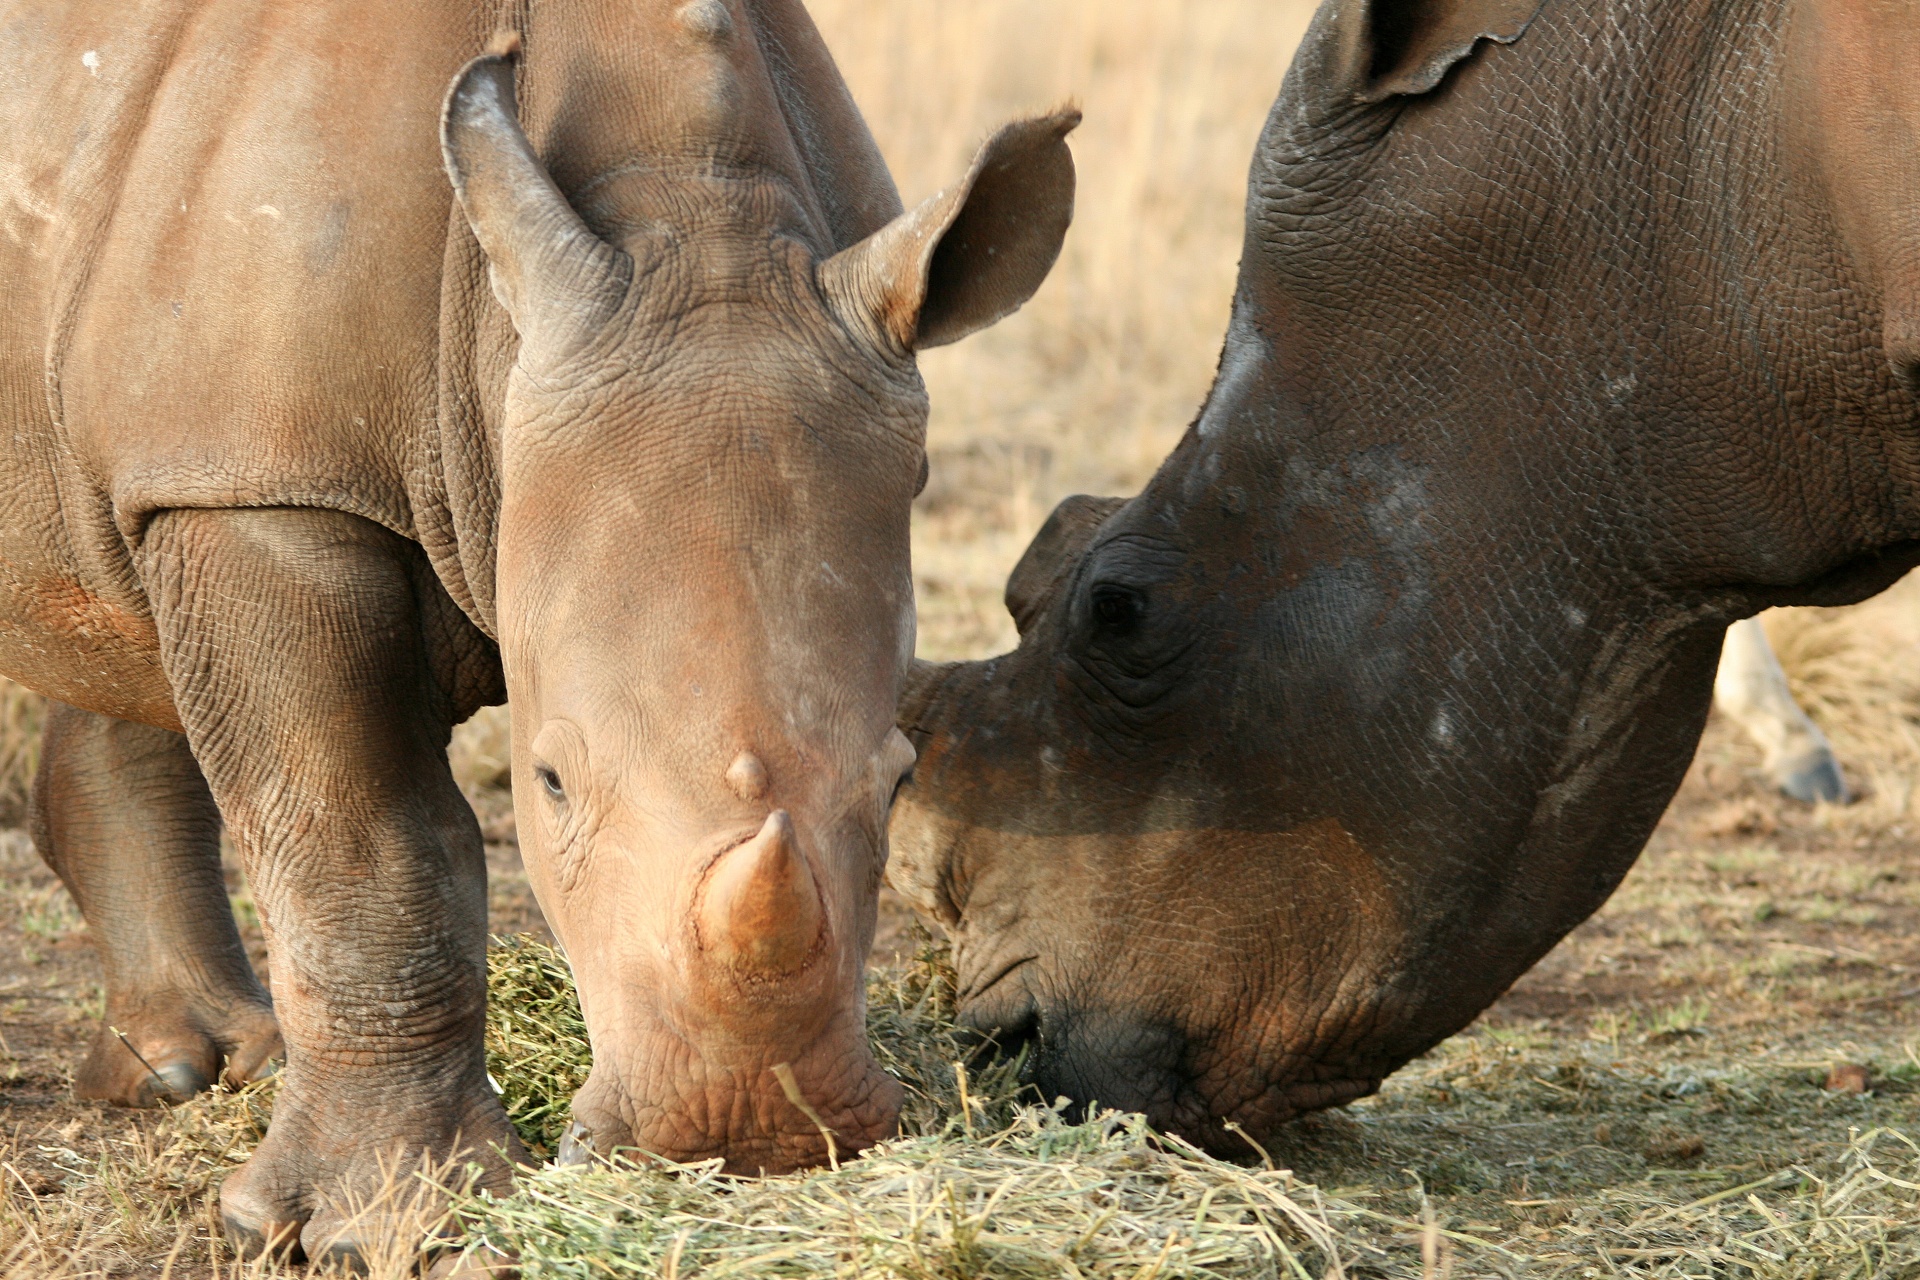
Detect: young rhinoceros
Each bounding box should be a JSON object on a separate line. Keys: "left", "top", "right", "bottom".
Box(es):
{"left": 0, "top": 0, "right": 1073, "bottom": 1263}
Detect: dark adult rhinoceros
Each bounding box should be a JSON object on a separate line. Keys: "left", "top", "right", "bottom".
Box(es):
{"left": 0, "top": 0, "right": 1073, "bottom": 1259}
{"left": 891, "top": 0, "right": 1918, "bottom": 1155}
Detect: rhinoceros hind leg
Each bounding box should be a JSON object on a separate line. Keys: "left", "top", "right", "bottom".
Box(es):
{"left": 137, "top": 507, "right": 517, "bottom": 1266}
{"left": 30, "top": 700, "right": 281, "bottom": 1107}
{"left": 1774, "top": 748, "right": 1849, "bottom": 805}
{"left": 1713, "top": 617, "right": 1850, "bottom": 805}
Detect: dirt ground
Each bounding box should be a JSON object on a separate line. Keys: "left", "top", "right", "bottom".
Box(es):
{"left": 2, "top": 675, "right": 1915, "bottom": 1273}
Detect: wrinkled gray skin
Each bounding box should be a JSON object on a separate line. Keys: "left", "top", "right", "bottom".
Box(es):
{"left": 0, "top": 0, "right": 1074, "bottom": 1262}
{"left": 892, "top": 0, "right": 1920, "bottom": 1158}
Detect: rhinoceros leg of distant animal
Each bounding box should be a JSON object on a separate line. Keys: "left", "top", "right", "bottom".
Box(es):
{"left": 1713, "top": 617, "right": 1849, "bottom": 804}
{"left": 30, "top": 701, "right": 281, "bottom": 1107}
{"left": 137, "top": 506, "right": 513, "bottom": 1263}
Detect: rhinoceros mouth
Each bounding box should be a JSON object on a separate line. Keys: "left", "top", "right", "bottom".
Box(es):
{"left": 958, "top": 952, "right": 1039, "bottom": 1004}
{"left": 1155, "top": 1076, "right": 1384, "bottom": 1160}
{"left": 1278, "top": 1075, "right": 1380, "bottom": 1114}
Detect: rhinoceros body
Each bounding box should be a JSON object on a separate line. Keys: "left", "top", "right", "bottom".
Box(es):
{"left": 0, "top": 2, "right": 482, "bottom": 718}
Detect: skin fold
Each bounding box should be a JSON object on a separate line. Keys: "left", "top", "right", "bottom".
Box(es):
{"left": 892, "top": 0, "right": 1920, "bottom": 1159}
{"left": 0, "top": 0, "right": 1074, "bottom": 1263}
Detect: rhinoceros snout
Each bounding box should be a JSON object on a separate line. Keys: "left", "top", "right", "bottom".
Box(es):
{"left": 564, "top": 1045, "right": 902, "bottom": 1175}
{"left": 970, "top": 988, "right": 1377, "bottom": 1160}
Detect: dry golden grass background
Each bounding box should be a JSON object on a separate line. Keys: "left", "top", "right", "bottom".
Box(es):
{"left": 3, "top": 1, "right": 1920, "bottom": 1274}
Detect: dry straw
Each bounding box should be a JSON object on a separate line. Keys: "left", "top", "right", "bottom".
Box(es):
{"left": 432, "top": 936, "right": 1920, "bottom": 1280}
{"left": 3, "top": 923, "right": 1917, "bottom": 1278}
{"left": 445, "top": 1110, "right": 1366, "bottom": 1280}
{"left": 446, "top": 932, "right": 1388, "bottom": 1279}
{"left": 484, "top": 935, "right": 593, "bottom": 1160}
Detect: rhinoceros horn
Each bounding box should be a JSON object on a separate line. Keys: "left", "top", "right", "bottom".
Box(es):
{"left": 440, "top": 33, "right": 634, "bottom": 365}
{"left": 697, "top": 811, "right": 825, "bottom": 976}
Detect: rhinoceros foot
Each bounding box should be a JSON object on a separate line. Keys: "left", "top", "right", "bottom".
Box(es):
{"left": 1771, "top": 745, "right": 1850, "bottom": 805}
{"left": 218, "top": 1072, "right": 521, "bottom": 1267}
{"left": 74, "top": 994, "right": 281, "bottom": 1108}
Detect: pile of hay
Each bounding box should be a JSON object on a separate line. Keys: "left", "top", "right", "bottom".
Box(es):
{"left": 126, "top": 932, "right": 1919, "bottom": 1279}
{"left": 483, "top": 935, "right": 593, "bottom": 1160}
{"left": 447, "top": 1109, "right": 1374, "bottom": 1279}
{"left": 455, "top": 934, "right": 1376, "bottom": 1278}
{"left": 458, "top": 935, "right": 1402, "bottom": 1277}
{"left": 448, "top": 937, "right": 1920, "bottom": 1279}
{"left": 441, "top": 1123, "right": 1920, "bottom": 1279}
{"left": 480, "top": 929, "right": 1028, "bottom": 1158}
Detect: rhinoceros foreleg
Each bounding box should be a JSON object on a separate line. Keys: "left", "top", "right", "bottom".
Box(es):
{"left": 29, "top": 700, "right": 281, "bottom": 1106}
{"left": 138, "top": 506, "right": 517, "bottom": 1264}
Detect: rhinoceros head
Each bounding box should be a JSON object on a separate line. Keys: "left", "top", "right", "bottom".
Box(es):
{"left": 441, "top": 39, "right": 1076, "bottom": 1173}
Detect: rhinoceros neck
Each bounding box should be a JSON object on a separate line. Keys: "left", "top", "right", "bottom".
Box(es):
{"left": 1237, "top": 0, "right": 1920, "bottom": 582}
{"left": 1150, "top": 0, "right": 1920, "bottom": 1053}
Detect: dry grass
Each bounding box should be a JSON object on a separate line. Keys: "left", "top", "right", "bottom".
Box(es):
{"left": 0, "top": 935, "right": 1032, "bottom": 1279}
{"left": 0, "top": 1076, "right": 479, "bottom": 1280}
{"left": 0, "top": 681, "right": 41, "bottom": 830}
{"left": 440, "top": 1114, "right": 1920, "bottom": 1280}
{"left": 7, "top": 928, "right": 1913, "bottom": 1279}
{"left": 434, "top": 936, "right": 1920, "bottom": 1279}
{"left": 483, "top": 936, "right": 591, "bottom": 1161}
{"left": 447, "top": 1109, "right": 1379, "bottom": 1279}
{"left": 2, "top": 763, "right": 1919, "bottom": 1278}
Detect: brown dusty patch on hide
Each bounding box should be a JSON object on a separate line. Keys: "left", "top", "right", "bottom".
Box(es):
{"left": 22, "top": 575, "right": 157, "bottom": 649}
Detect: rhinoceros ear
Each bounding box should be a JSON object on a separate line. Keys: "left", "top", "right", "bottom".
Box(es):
{"left": 441, "top": 35, "right": 633, "bottom": 363}
{"left": 818, "top": 110, "right": 1078, "bottom": 351}
{"left": 1005, "top": 494, "right": 1127, "bottom": 636}
{"left": 1312, "top": 0, "right": 1544, "bottom": 103}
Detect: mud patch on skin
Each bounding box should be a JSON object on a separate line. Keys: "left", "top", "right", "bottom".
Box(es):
{"left": 0, "top": 575, "right": 173, "bottom": 727}
{"left": 22, "top": 575, "right": 157, "bottom": 648}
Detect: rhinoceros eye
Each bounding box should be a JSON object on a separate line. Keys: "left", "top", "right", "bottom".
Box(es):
{"left": 535, "top": 765, "right": 566, "bottom": 802}
{"left": 1090, "top": 583, "right": 1146, "bottom": 637}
